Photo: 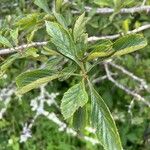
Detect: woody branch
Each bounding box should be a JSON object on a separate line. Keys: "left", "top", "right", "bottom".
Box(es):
{"left": 0, "top": 24, "right": 150, "bottom": 55}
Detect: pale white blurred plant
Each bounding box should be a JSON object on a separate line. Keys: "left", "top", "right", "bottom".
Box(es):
{"left": 0, "top": 84, "right": 15, "bottom": 119}
{"left": 19, "top": 85, "right": 98, "bottom": 145}
{"left": 20, "top": 85, "right": 59, "bottom": 142}
{"left": 20, "top": 123, "right": 32, "bottom": 143}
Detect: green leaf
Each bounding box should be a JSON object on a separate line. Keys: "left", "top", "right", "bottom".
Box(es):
{"left": 10, "top": 28, "right": 19, "bottom": 46}
{"left": 1, "top": 54, "right": 18, "bottom": 73}
{"left": 55, "top": 0, "right": 63, "bottom": 12}
{"left": 94, "top": 0, "right": 114, "bottom": 7}
{"left": 27, "top": 29, "right": 37, "bottom": 42}
{"left": 42, "top": 44, "right": 60, "bottom": 56}
{"left": 16, "top": 69, "right": 61, "bottom": 94}
{"left": 0, "top": 35, "right": 12, "bottom": 48}
{"left": 0, "top": 48, "right": 43, "bottom": 78}
{"left": 44, "top": 56, "right": 63, "bottom": 71}
{"left": 89, "top": 83, "right": 123, "bottom": 150}
{"left": 53, "top": 12, "right": 67, "bottom": 29}
{"left": 15, "top": 13, "right": 39, "bottom": 30}
{"left": 59, "top": 62, "right": 78, "bottom": 81}
{"left": 25, "top": 48, "right": 39, "bottom": 58}
{"left": 0, "top": 54, "right": 23, "bottom": 77}
{"left": 87, "top": 40, "right": 114, "bottom": 60}
{"left": 16, "top": 69, "right": 51, "bottom": 87}
{"left": 61, "top": 81, "right": 88, "bottom": 119}
{"left": 71, "top": 13, "right": 88, "bottom": 59}
{"left": 34, "top": 0, "right": 51, "bottom": 14}
{"left": 73, "top": 12, "right": 86, "bottom": 42}
{"left": 75, "top": 33, "right": 88, "bottom": 59}
{"left": 112, "top": 34, "right": 147, "bottom": 57}
{"left": 73, "top": 106, "right": 87, "bottom": 131}
{"left": 16, "top": 75, "right": 59, "bottom": 95}
{"left": 45, "top": 21, "right": 78, "bottom": 63}
{"left": 122, "top": 19, "right": 130, "bottom": 32}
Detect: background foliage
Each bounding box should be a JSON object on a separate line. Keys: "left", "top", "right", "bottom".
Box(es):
{"left": 0, "top": 0, "right": 150, "bottom": 150}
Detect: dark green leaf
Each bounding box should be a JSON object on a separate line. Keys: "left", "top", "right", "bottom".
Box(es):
{"left": 34, "top": 0, "right": 51, "bottom": 14}
{"left": 59, "top": 62, "right": 78, "bottom": 81}
{"left": 73, "top": 106, "right": 87, "bottom": 131}
{"left": 89, "top": 83, "right": 123, "bottom": 150}
{"left": 44, "top": 56, "right": 63, "bottom": 71}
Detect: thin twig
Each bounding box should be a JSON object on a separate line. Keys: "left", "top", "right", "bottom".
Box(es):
{"left": 83, "top": 6, "right": 150, "bottom": 14}
{"left": 43, "top": 112, "right": 100, "bottom": 145}
{"left": 0, "top": 24, "right": 150, "bottom": 55}
{"left": 0, "top": 41, "right": 48, "bottom": 55}
{"left": 92, "top": 73, "right": 117, "bottom": 84}
{"left": 88, "top": 24, "right": 150, "bottom": 42}
{"left": 104, "top": 62, "right": 150, "bottom": 107}
{"left": 107, "top": 61, "right": 149, "bottom": 90}
{"left": 88, "top": 34, "right": 120, "bottom": 42}
{"left": 92, "top": 75, "right": 108, "bottom": 84}
{"left": 0, "top": 3, "right": 18, "bottom": 9}
{"left": 1, "top": 1, "right": 150, "bottom": 14}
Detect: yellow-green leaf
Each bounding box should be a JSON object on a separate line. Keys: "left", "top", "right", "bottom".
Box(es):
{"left": 112, "top": 34, "right": 147, "bottom": 57}
{"left": 0, "top": 35, "right": 12, "bottom": 48}
{"left": 10, "top": 28, "right": 19, "bottom": 46}
{"left": 61, "top": 82, "right": 88, "bottom": 119}
{"left": 87, "top": 40, "right": 114, "bottom": 60}
{"left": 16, "top": 69, "right": 61, "bottom": 94}
{"left": 53, "top": 12, "right": 67, "bottom": 29}
{"left": 73, "top": 12, "right": 86, "bottom": 42}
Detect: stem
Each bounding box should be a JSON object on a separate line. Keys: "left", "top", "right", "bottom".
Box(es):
{"left": 64, "top": 73, "right": 82, "bottom": 77}
{"left": 80, "top": 62, "right": 88, "bottom": 80}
